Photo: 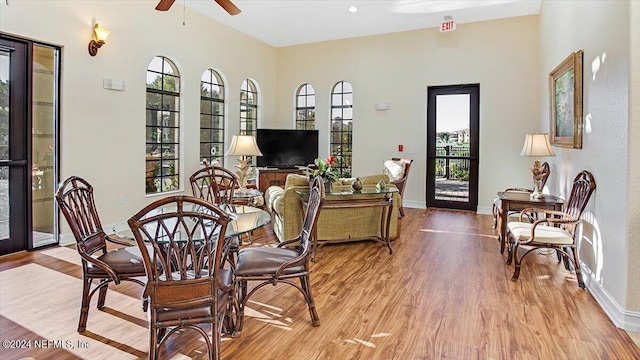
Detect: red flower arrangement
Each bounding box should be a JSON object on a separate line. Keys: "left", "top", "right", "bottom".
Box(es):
{"left": 305, "top": 155, "right": 339, "bottom": 183}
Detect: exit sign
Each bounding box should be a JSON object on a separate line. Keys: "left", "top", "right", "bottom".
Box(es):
{"left": 440, "top": 20, "right": 456, "bottom": 33}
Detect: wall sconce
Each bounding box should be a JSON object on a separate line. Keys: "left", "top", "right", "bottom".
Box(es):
{"left": 88, "top": 24, "right": 110, "bottom": 56}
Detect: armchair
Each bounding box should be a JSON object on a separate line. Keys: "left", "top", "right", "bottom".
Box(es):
{"left": 127, "top": 196, "right": 232, "bottom": 360}
{"left": 506, "top": 170, "right": 596, "bottom": 288}
{"left": 233, "top": 176, "right": 325, "bottom": 336}
{"left": 189, "top": 165, "right": 246, "bottom": 267}
{"left": 55, "top": 176, "right": 147, "bottom": 332}
{"left": 190, "top": 164, "right": 239, "bottom": 205}
{"left": 383, "top": 158, "right": 412, "bottom": 217}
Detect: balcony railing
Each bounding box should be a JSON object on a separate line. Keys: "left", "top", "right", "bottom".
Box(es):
{"left": 435, "top": 145, "right": 470, "bottom": 181}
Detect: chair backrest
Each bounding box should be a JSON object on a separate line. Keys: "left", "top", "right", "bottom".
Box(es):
{"left": 299, "top": 176, "right": 325, "bottom": 253}
{"left": 564, "top": 170, "right": 596, "bottom": 223}
{"left": 55, "top": 176, "right": 106, "bottom": 255}
{"left": 190, "top": 165, "right": 239, "bottom": 205}
{"left": 127, "top": 196, "right": 231, "bottom": 306}
{"left": 539, "top": 162, "right": 551, "bottom": 189}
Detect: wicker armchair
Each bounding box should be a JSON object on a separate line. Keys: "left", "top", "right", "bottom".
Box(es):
{"left": 190, "top": 165, "right": 239, "bottom": 205}
{"left": 128, "top": 196, "right": 232, "bottom": 360}
{"left": 55, "top": 176, "right": 147, "bottom": 332}
{"left": 506, "top": 170, "right": 596, "bottom": 288}
{"left": 190, "top": 164, "right": 245, "bottom": 266}
{"left": 233, "top": 176, "right": 325, "bottom": 337}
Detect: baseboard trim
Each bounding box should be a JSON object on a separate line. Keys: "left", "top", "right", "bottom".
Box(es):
{"left": 476, "top": 205, "right": 492, "bottom": 215}
{"left": 58, "top": 233, "right": 75, "bottom": 247}
{"left": 403, "top": 200, "right": 426, "bottom": 210}
{"left": 583, "top": 266, "right": 640, "bottom": 333}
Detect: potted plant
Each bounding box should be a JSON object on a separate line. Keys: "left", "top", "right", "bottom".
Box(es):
{"left": 304, "top": 155, "right": 339, "bottom": 192}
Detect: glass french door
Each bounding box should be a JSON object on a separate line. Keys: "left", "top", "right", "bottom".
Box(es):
{"left": 426, "top": 84, "right": 479, "bottom": 211}
{"left": 0, "top": 34, "right": 60, "bottom": 255}
{"left": 31, "top": 44, "right": 59, "bottom": 248}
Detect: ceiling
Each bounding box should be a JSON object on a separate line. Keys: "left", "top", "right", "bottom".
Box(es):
{"left": 183, "top": 0, "right": 542, "bottom": 47}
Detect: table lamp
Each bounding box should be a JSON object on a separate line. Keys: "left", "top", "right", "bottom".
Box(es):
{"left": 520, "top": 133, "right": 556, "bottom": 198}
{"left": 225, "top": 135, "right": 263, "bottom": 193}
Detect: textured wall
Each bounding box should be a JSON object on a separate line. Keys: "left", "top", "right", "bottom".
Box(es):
{"left": 539, "top": 0, "right": 633, "bottom": 315}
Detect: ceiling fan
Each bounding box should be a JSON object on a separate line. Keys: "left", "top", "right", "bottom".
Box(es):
{"left": 155, "top": 0, "right": 241, "bottom": 16}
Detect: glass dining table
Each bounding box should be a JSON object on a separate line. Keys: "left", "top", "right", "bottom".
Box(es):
{"left": 113, "top": 202, "right": 270, "bottom": 337}
{"left": 112, "top": 204, "right": 271, "bottom": 242}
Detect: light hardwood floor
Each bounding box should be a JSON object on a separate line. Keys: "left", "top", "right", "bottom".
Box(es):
{"left": 1, "top": 208, "right": 639, "bottom": 359}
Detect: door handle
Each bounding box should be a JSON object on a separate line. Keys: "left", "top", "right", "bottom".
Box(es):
{"left": 0, "top": 160, "right": 28, "bottom": 166}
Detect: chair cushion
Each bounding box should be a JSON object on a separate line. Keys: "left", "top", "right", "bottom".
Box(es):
{"left": 88, "top": 247, "right": 146, "bottom": 275}
{"left": 227, "top": 235, "right": 241, "bottom": 250}
{"left": 383, "top": 160, "right": 405, "bottom": 181}
{"left": 507, "top": 221, "right": 574, "bottom": 245}
{"left": 235, "top": 247, "right": 304, "bottom": 276}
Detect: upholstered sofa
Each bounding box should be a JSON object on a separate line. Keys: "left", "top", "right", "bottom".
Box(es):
{"left": 264, "top": 173, "right": 400, "bottom": 243}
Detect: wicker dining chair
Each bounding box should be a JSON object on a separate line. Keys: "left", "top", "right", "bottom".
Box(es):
{"left": 190, "top": 164, "right": 244, "bottom": 265}
{"left": 505, "top": 170, "right": 596, "bottom": 288}
{"left": 232, "top": 176, "right": 325, "bottom": 337}
{"left": 190, "top": 165, "right": 239, "bottom": 205}
{"left": 127, "top": 195, "right": 232, "bottom": 360}
{"left": 55, "top": 176, "right": 147, "bottom": 332}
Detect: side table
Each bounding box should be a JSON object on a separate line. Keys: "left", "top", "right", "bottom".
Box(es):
{"left": 233, "top": 188, "right": 264, "bottom": 208}
{"left": 497, "top": 191, "right": 564, "bottom": 254}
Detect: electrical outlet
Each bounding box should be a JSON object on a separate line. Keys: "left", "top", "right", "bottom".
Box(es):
{"left": 119, "top": 195, "right": 125, "bottom": 204}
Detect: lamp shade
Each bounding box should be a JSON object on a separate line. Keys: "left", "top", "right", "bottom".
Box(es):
{"left": 520, "top": 133, "right": 556, "bottom": 157}
{"left": 93, "top": 24, "right": 110, "bottom": 43}
{"left": 225, "top": 135, "right": 263, "bottom": 157}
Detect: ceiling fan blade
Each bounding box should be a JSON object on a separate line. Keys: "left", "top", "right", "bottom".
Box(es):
{"left": 215, "top": 0, "right": 241, "bottom": 15}
{"left": 155, "top": 0, "right": 176, "bottom": 11}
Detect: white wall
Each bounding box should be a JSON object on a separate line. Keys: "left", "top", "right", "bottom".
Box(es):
{"left": 0, "top": 1, "right": 278, "bottom": 229}
{"left": 275, "top": 16, "right": 541, "bottom": 211}
{"left": 539, "top": 0, "right": 639, "bottom": 331}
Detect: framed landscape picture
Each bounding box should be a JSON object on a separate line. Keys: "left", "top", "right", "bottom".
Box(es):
{"left": 549, "top": 50, "right": 583, "bottom": 149}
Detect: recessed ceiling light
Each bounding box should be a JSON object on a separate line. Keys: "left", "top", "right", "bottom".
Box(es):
{"left": 349, "top": 6, "right": 358, "bottom": 13}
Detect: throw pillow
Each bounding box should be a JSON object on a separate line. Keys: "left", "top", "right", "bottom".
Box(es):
{"left": 383, "top": 160, "right": 405, "bottom": 181}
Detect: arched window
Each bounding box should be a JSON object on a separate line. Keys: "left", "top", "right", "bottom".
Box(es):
{"left": 330, "top": 81, "right": 353, "bottom": 177}
{"left": 145, "top": 56, "right": 180, "bottom": 194}
{"left": 200, "top": 69, "right": 225, "bottom": 165}
{"left": 240, "top": 79, "right": 258, "bottom": 136}
{"left": 295, "top": 83, "right": 315, "bottom": 129}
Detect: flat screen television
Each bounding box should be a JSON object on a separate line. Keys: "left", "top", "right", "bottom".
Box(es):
{"left": 256, "top": 129, "right": 318, "bottom": 169}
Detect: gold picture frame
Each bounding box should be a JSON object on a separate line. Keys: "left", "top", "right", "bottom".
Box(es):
{"left": 549, "top": 50, "right": 583, "bottom": 149}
